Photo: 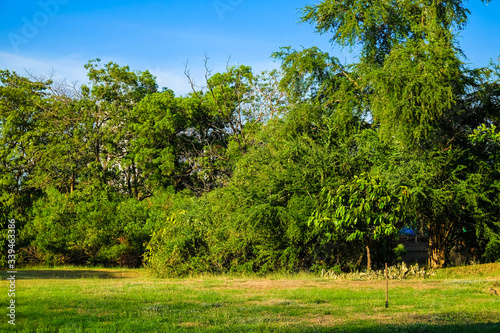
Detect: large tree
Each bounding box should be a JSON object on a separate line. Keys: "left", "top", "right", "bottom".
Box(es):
{"left": 280, "top": 0, "right": 500, "bottom": 268}
{"left": 81, "top": 59, "right": 158, "bottom": 195}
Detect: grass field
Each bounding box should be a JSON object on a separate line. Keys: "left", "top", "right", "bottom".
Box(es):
{"left": 1, "top": 264, "right": 500, "bottom": 332}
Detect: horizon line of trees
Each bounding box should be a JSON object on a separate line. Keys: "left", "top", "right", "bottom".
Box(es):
{"left": 1, "top": 0, "right": 500, "bottom": 274}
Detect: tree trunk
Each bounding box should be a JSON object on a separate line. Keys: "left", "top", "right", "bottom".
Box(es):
{"left": 366, "top": 246, "right": 372, "bottom": 271}
{"left": 428, "top": 232, "right": 446, "bottom": 269}
{"left": 132, "top": 160, "right": 138, "bottom": 200}
{"left": 70, "top": 171, "right": 75, "bottom": 193}
{"left": 127, "top": 165, "right": 132, "bottom": 198}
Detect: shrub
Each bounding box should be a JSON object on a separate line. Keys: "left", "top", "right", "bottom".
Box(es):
{"left": 143, "top": 209, "right": 210, "bottom": 277}
{"left": 483, "top": 239, "right": 500, "bottom": 263}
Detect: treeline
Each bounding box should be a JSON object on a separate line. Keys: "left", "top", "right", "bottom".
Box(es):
{"left": 2, "top": 0, "right": 500, "bottom": 274}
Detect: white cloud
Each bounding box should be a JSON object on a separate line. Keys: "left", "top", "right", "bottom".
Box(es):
{"left": 147, "top": 64, "right": 193, "bottom": 96}
{"left": 0, "top": 52, "right": 201, "bottom": 96}
{"left": 0, "top": 52, "right": 282, "bottom": 97}
{"left": 0, "top": 51, "right": 89, "bottom": 84}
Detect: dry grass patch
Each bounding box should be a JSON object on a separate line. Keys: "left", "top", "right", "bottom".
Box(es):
{"left": 436, "top": 263, "right": 500, "bottom": 278}
{"left": 178, "top": 321, "right": 206, "bottom": 328}
{"left": 306, "top": 314, "right": 346, "bottom": 326}
{"left": 202, "top": 277, "right": 444, "bottom": 294}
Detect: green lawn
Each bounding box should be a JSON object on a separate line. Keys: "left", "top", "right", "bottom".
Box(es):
{"left": 1, "top": 264, "right": 500, "bottom": 332}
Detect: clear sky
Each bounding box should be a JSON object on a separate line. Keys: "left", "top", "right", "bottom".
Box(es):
{"left": 1, "top": 0, "right": 499, "bottom": 95}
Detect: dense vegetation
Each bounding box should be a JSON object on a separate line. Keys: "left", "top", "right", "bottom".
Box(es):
{"left": 1, "top": 0, "right": 499, "bottom": 275}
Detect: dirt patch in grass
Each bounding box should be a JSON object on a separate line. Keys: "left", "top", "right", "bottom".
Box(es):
{"left": 218, "top": 279, "right": 325, "bottom": 291}
{"left": 195, "top": 278, "right": 443, "bottom": 293}
{"left": 306, "top": 314, "right": 346, "bottom": 326}
{"left": 178, "top": 321, "right": 205, "bottom": 328}
{"left": 340, "top": 279, "right": 441, "bottom": 291}
{"left": 244, "top": 298, "right": 303, "bottom": 307}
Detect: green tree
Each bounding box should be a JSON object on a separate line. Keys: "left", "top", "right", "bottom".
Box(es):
{"left": 278, "top": 0, "right": 500, "bottom": 268}
{"left": 80, "top": 59, "right": 157, "bottom": 194}
{"left": 0, "top": 71, "right": 49, "bottom": 266}
{"left": 310, "top": 173, "right": 409, "bottom": 270}
{"left": 184, "top": 64, "right": 287, "bottom": 192}
{"left": 128, "top": 90, "right": 195, "bottom": 195}
{"left": 29, "top": 97, "right": 94, "bottom": 194}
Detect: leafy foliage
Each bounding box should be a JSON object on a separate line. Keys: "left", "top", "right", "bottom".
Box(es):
{"left": 310, "top": 173, "right": 408, "bottom": 242}
{"left": 1, "top": 1, "right": 499, "bottom": 275}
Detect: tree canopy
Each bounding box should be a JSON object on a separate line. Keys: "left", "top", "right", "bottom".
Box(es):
{"left": 1, "top": 0, "right": 499, "bottom": 272}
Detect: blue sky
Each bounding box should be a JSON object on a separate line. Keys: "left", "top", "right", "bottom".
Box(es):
{"left": 1, "top": 0, "right": 499, "bottom": 95}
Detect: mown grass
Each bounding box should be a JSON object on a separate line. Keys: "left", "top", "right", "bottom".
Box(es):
{"left": 1, "top": 264, "right": 500, "bottom": 332}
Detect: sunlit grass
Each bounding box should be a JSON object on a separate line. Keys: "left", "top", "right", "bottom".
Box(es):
{"left": 1, "top": 264, "right": 499, "bottom": 332}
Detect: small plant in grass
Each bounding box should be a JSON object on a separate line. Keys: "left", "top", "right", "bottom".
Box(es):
{"left": 320, "top": 262, "right": 435, "bottom": 280}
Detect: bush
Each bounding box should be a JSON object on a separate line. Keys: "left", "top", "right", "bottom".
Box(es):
{"left": 25, "top": 187, "right": 166, "bottom": 267}
{"left": 25, "top": 187, "right": 118, "bottom": 265}
{"left": 483, "top": 239, "right": 500, "bottom": 263}
{"left": 143, "top": 200, "right": 210, "bottom": 277}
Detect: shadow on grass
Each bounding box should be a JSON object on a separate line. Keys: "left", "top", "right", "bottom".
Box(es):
{"left": 226, "top": 322, "right": 500, "bottom": 333}
{"left": 301, "top": 322, "right": 500, "bottom": 333}
{"left": 2, "top": 269, "right": 140, "bottom": 279}
{"left": 2, "top": 321, "right": 499, "bottom": 333}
